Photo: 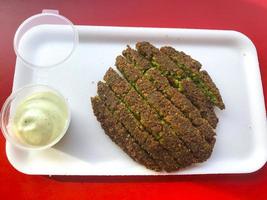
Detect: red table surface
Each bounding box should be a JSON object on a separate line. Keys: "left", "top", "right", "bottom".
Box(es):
{"left": 1, "top": 0, "right": 267, "bottom": 199}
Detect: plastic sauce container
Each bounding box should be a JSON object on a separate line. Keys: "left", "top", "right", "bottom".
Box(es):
{"left": 0, "top": 10, "right": 77, "bottom": 150}
{"left": 0, "top": 85, "right": 71, "bottom": 150}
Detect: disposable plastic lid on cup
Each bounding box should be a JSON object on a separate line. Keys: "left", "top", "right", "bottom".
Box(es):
{"left": 14, "top": 10, "right": 78, "bottom": 69}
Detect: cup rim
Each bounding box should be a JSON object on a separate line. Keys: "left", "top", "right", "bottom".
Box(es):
{"left": 0, "top": 84, "right": 71, "bottom": 150}
{"left": 13, "top": 12, "right": 79, "bottom": 69}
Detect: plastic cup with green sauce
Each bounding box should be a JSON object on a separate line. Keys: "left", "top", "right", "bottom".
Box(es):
{"left": 0, "top": 10, "right": 77, "bottom": 150}
{"left": 0, "top": 85, "right": 71, "bottom": 150}
{"left": 0, "top": 10, "right": 76, "bottom": 150}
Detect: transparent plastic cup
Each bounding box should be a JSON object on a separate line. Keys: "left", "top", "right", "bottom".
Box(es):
{"left": 14, "top": 9, "right": 78, "bottom": 69}
{"left": 0, "top": 85, "right": 71, "bottom": 150}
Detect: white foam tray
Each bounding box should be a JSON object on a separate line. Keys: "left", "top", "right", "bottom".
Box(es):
{"left": 7, "top": 25, "right": 267, "bottom": 175}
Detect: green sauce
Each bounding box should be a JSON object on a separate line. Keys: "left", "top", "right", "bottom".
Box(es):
{"left": 11, "top": 91, "right": 69, "bottom": 146}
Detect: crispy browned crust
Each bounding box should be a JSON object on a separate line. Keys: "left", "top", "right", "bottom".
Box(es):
{"left": 136, "top": 77, "right": 212, "bottom": 161}
{"left": 199, "top": 70, "right": 225, "bottom": 109}
{"left": 160, "top": 46, "right": 225, "bottom": 109}
{"left": 101, "top": 73, "right": 181, "bottom": 171}
{"left": 103, "top": 69, "right": 204, "bottom": 169}
{"left": 91, "top": 42, "right": 224, "bottom": 172}
{"left": 136, "top": 42, "right": 159, "bottom": 60}
{"left": 135, "top": 42, "right": 219, "bottom": 128}
{"left": 144, "top": 68, "right": 216, "bottom": 145}
{"left": 116, "top": 56, "right": 213, "bottom": 162}
{"left": 91, "top": 96, "right": 161, "bottom": 171}
{"left": 180, "top": 79, "right": 218, "bottom": 128}
{"left": 122, "top": 47, "right": 216, "bottom": 144}
{"left": 96, "top": 82, "right": 178, "bottom": 171}
{"left": 122, "top": 45, "right": 152, "bottom": 72}
{"left": 136, "top": 42, "right": 184, "bottom": 77}
{"left": 160, "top": 46, "right": 202, "bottom": 71}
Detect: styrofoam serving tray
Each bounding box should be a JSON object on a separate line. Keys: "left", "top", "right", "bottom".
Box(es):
{"left": 7, "top": 25, "right": 267, "bottom": 175}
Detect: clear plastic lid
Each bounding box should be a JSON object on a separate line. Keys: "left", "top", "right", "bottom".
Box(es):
{"left": 14, "top": 10, "right": 78, "bottom": 69}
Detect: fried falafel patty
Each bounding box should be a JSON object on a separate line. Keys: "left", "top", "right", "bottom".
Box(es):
{"left": 91, "top": 42, "right": 224, "bottom": 172}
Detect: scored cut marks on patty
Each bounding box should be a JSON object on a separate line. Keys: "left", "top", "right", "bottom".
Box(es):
{"left": 122, "top": 47, "right": 216, "bottom": 144}
{"left": 91, "top": 42, "right": 224, "bottom": 172}
{"left": 97, "top": 79, "right": 180, "bottom": 171}
{"left": 91, "top": 96, "right": 161, "bottom": 171}
{"left": 102, "top": 69, "right": 202, "bottom": 169}
{"left": 135, "top": 42, "right": 220, "bottom": 128}
{"left": 115, "top": 57, "right": 213, "bottom": 162}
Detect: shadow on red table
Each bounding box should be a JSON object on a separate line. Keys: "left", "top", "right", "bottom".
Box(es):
{"left": 46, "top": 163, "right": 267, "bottom": 183}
